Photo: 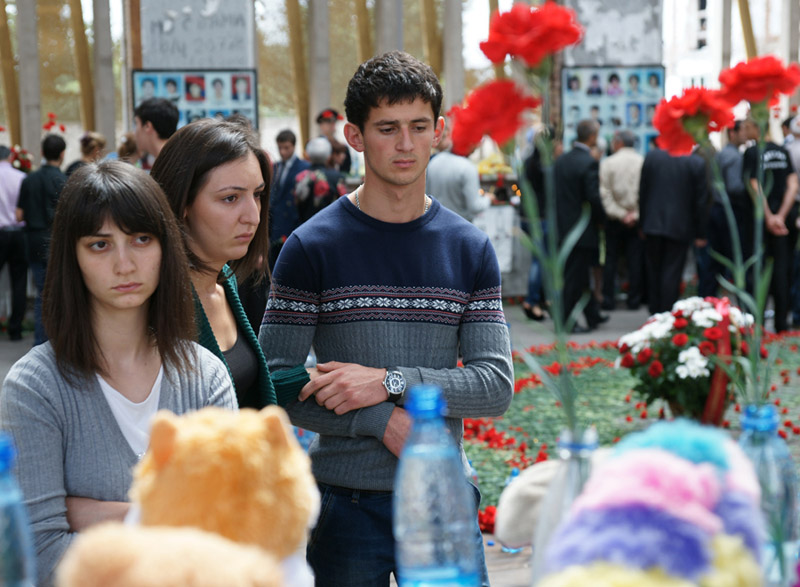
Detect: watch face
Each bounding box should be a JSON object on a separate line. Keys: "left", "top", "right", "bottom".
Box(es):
{"left": 385, "top": 372, "right": 405, "bottom": 395}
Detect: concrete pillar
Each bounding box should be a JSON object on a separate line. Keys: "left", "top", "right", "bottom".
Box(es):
{"left": 16, "top": 0, "right": 40, "bottom": 157}
{"left": 375, "top": 0, "right": 403, "bottom": 55}
{"left": 442, "top": 0, "right": 464, "bottom": 111}
{"left": 307, "top": 0, "right": 331, "bottom": 143}
{"left": 720, "top": 0, "right": 732, "bottom": 70}
{"left": 93, "top": 0, "right": 116, "bottom": 149}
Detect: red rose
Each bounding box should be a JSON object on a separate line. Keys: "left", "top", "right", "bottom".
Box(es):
{"left": 448, "top": 80, "right": 541, "bottom": 156}
{"left": 621, "top": 353, "right": 635, "bottom": 368}
{"left": 480, "top": 2, "right": 583, "bottom": 68}
{"left": 719, "top": 56, "right": 800, "bottom": 107}
{"left": 672, "top": 333, "right": 689, "bottom": 347}
{"left": 698, "top": 340, "right": 716, "bottom": 356}
{"left": 673, "top": 317, "right": 688, "bottom": 329}
{"left": 703, "top": 327, "right": 724, "bottom": 340}
{"left": 652, "top": 87, "right": 735, "bottom": 155}
{"left": 648, "top": 360, "right": 664, "bottom": 377}
{"left": 636, "top": 348, "right": 653, "bottom": 364}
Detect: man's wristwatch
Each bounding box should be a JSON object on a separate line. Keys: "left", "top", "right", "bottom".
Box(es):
{"left": 383, "top": 369, "right": 406, "bottom": 403}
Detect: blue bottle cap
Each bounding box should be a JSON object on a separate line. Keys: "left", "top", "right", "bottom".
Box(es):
{"left": 741, "top": 403, "right": 779, "bottom": 432}
{"left": 405, "top": 384, "right": 446, "bottom": 417}
{"left": 0, "top": 432, "right": 16, "bottom": 473}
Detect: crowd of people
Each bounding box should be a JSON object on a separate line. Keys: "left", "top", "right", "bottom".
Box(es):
{"left": 521, "top": 114, "right": 800, "bottom": 334}
{"left": 0, "top": 47, "right": 796, "bottom": 586}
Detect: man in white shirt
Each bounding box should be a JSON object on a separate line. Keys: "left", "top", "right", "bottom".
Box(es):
{"left": 0, "top": 146, "right": 26, "bottom": 340}
{"left": 599, "top": 130, "right": 645, "bottom": 310}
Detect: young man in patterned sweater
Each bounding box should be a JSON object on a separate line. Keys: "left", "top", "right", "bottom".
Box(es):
{"left": 259, "top": 50, "right": 514, "bottom": 586}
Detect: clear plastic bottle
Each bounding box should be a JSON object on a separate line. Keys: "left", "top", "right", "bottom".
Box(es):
{"left": 739, "top": 403, "right": 800, "bottom": 586}
{"left": 500, "top": 468, "right": 523, "bottom": 554}
{"left": 0, "top": 432, "right": 35, "bottom": 586}
{"left": 394, "top": 385, "right": 481, "bottom": 587}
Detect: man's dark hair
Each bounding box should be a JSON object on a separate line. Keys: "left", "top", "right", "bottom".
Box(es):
{"left": 276, "top": 129, "right": 296, "bottom": 145}
{"left": 730, "top": 119, "right": 742, "bottom": 134}
{"left": 615, "top": 130, "right": 636, "bottom": 147}
{"left": 42, "top": 134, "right": 66, "bottom": 161}
{"left": 134, "top": 98, "right": 179, "bottom": 140}
{"left": 344, "top": 50, "right": 443, "bottom": 131}
{"left": 0, "top": 146, "right": 10, "bottom": 160}
{"left": 782, "top": 116, "right": 795, "bottom": 130}
{"left": 576, "top": 120, "right": 599, "bottom": 143}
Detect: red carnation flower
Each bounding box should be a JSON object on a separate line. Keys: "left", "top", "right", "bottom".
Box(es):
{"left": 648, "top": 360, "right": 664, "bottom": 377}
{"left": 480, "top": 2, "right": 584, "bottom": 68}
{"left": 619, "top": 343, "right": 630, "bottom": 354}
{"left": 636, "top": 347, "right": 653, "bottom": 364}
{"left": 448, "top": 80, "right": 541, "bottom": 156}
{"left": 698, "top": 340, "right": 716, "bottom": 356}
{"left": 673, "top": 317, "right": 688, "bottom": 329}
{"left": 719, "top": 55, "right": 800, "bottom": 108}
{"left": 704, "top": 327, "right": 724, "bottom": 340}
{"left": 672, "top": 333, "right": 689, "bottom": 347}
{"left": 652, "top": 87, "right": 735, "bottom": 155}
{"left": 621, "top": 353, "right": 635, "bottom": 368}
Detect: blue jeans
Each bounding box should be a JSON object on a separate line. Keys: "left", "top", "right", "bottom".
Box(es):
{"left": 307, "top": 482, "right": 489, "bottom": 587}
{"left": 30, "top": 261, "right": 47, "bottom": 346}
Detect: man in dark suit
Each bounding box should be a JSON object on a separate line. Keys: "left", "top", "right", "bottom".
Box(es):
{"left": 269, "top": 129, "right": 310, "bottom": 270}
{"left": 554, "top": 119, "right": 608, "bottom": 333}
{"left": 639, "top": 145, "right": 709, "bottom": 314}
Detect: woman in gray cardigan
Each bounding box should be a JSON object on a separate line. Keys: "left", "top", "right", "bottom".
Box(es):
{"left": 0, "top": 162, "right": 237, "bottom": 586}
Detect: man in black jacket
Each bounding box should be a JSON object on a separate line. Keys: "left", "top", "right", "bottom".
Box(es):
{"left": 554, "top": 119, "right": 608, "bottom": 333}
{"left": 639, "top": 145, "right": 709, "bottom": 313}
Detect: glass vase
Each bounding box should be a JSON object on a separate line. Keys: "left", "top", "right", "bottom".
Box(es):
{"left": 739, "top": 403, "right": 800, "bottom": 586}
{"left": 529, "top": 427, "right": 597, "bottom": 585}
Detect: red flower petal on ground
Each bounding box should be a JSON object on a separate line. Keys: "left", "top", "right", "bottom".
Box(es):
{"left": 652, "top": 87, "right": 735, "bottom": 155}
{"left": 480, "top": 2, "right": 584, "bottom": 67}
{"left": 671, "top": 333, "right": 689, "bottom": 347}
{"left": 636, "top": 348, "right": 653, "bottom": 364}
{"left": 640, "top": 409, "right": 648, "bottom": 419}
{"left": 648, "top": 360, "right": 664, "bottom": 377}
{"left": 779, "top": 429, "right": 788, "bottom": 439}
{"left": 621, "top": 353, "right": 635, "bottom": 368}
{"left": 448, "top": 80, "right": 541, "bottom": 156}
{"left": 719, "top": 55, "right": 800, "bottom": 107}
{"left": 722, "top": 420, "right": 730, "bottom": 428}
{"left": 625, "top": 415, "right": 633, "bottom": 422}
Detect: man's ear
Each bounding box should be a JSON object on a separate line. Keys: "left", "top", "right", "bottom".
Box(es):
{"left": 344, "top": 122, "right": 365, "bottom": 153}
{"left": 432, "top": 116, "right": 445, "bottom": 148}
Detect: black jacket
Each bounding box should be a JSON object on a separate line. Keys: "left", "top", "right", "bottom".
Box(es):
{"left": 553, "top": 144, "right": 605, "bottom": 249}
{"left": 639, "top": 147, "right": 709, "bottom": 243}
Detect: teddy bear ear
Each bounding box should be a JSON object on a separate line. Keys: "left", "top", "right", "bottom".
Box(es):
{"left": 261, "top": 405, "right": 292, "bottom": 448}
{"left": 148, "top": 411, "right": 178, "bottom": 469}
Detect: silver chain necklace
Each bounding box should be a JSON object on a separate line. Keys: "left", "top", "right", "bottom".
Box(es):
{"left": 355, "top": 187, "right": 430, "bottom": 215}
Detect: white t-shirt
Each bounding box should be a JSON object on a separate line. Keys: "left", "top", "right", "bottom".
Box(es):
{"left": 97, "top": 367, "right": 164, "bottom": 459}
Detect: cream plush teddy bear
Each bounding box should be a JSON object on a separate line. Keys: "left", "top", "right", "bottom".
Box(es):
{"left": 56, "top": 406, "right": 320, "bottom": 587}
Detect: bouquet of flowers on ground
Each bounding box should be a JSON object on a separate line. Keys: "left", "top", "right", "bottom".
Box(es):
{"left": 617, "top": 297, "right": 755, "bottom": 423}
{"left": 9, "top": 145, "right": 33, "bottom": 173}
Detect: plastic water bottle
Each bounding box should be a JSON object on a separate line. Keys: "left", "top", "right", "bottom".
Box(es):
{"left": 500, "top": 468, "right": 523, "bottom": 554}
{"left": 394, "top": 384, "right": 481, "bottom": 587}
{"left": 467, "top": 460, "right": 479, "bottom": 489}
{"left": 0, "top": 433, "right": 35, "bottom": 586}
{"left": 739, "top": 404, "right": 800, "bottom": 586}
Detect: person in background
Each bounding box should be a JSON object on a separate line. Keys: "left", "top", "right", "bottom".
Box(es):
{"left": 151, "top": 118, "right": 306, "bottom": 409}
{"left": 742, "top": 117, "right": 798, "bottom": 333}
{"left": 269, "top": 129, "right": 310, "bottom": 270}
{"left": 0, "top": 161, "right": 236, "bottom": 586}
{"left": 17, "top": 134, "right": 67, "bottom": 346}
{"left": 317, "top": 108, "right": 352, "bottom": 174}
{"left": 599, "top": 130, "right": 645, "bottom": 311}
{"left": 133, "top": 98, "right": 179, "bottom": 166}
{"left": 0, "top": 146, "right": 27, "bottom": 340}
{"left": 65, "top": 131, "right": 106, "bottom": 177}
{"left": 781, "top": 115, "right": 795, "bottom": 146}
{"left": 425, "top": 120, "right": 491, "bottom": 222}
{"left": 294, "top": 137, "right": 347, "bottom": 225}
{"left": 260, "top": 50, "right": 513, "bottom": 586}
